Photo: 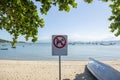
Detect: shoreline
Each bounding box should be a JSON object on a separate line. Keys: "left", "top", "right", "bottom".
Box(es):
{"left": 0, "top": 58, "right": 120, "bottom": 61}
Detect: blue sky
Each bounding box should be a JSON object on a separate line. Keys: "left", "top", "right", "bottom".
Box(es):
{"left": 0, "top": 0, "right": 120, "bottom": 42}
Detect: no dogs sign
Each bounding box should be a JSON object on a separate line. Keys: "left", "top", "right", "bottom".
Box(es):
{"left": 52, "top": 35, "right": 67, "bottom": 56}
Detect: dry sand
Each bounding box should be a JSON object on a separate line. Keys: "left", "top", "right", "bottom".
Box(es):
{"left": 0, "top": 60, "right": 120, "bottom": 80}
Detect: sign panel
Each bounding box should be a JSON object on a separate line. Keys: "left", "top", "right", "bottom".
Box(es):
{"left": 52, "top": 35, "right": 67, "bottom": 56}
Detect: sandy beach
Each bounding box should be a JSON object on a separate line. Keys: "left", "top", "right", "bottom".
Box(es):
{"left": 0, "top": 60, "right": 120, "bottom": 80}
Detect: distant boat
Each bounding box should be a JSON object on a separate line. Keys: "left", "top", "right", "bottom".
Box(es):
{"left": 1, "top": 44, "right": 7, "bottom": 46}
{"left": 0, "top": 48, "right": 8, "bottom": 50}
{"left": 11, "top": 46, "right": 16, "bottom": 48}
{"left": 100, "top": 43, "right": 116, "bottom": 46}
{"left": 69, "top": 42, "right": 76, "bottom": 45}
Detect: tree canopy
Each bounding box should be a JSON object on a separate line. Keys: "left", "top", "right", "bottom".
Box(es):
{"left": 0, "top": 0, "right": 120, "bottom": 46}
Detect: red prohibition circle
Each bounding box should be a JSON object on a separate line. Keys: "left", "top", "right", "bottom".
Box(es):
{"left": 53, "top": 35, "right": 66, "bottom": 48}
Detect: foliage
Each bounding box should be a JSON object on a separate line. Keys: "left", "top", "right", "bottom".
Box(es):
{"left": 0, "top": 0, "right": 120, "bottom": 46}
{"left": 108, "top": 0, "right": 120, "bottom": 36}
{"left": 0, "top": 0, "right": 77, "bottom": 46}
{"left": 0, "top": 0, "right": 45, "bottom": 46}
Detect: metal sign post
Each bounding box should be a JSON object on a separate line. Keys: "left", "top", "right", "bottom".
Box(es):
{"left": 59, "top": 56, "right": 61, "bottom": 80}
{"left": 52, "top": 35, "right": 67, "bottom": 80}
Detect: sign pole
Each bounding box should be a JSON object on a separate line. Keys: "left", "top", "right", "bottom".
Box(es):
{"left": 59, "top": 55, "right": 61, "bottom": 80}
{"left": 52, "top": 35, "right": 67, "bottom": 80}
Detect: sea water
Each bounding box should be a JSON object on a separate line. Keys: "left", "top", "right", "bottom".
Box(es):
{"left": 0, "top": 43, "right": 120, "bottom": 60}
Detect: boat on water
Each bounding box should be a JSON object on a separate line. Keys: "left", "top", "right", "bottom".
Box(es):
{"left": 0, "top": 48, "right": 8, "bottom": 50}
{"left": 100, "top": 42, "right": 116, "bottom": 46}
{"left": 11, "top": 46, "right": 16, "bottom": 48}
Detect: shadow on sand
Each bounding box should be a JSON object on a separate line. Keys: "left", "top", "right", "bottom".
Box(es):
{"left": 63, "top": 65, "right": 97, "bottom": 80}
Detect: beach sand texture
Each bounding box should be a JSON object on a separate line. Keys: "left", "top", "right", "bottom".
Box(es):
{"left": 0, "top": 60, "right": 120, "bottom": 80}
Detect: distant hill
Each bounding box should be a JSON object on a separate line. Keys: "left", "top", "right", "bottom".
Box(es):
{"left": 0, "top": 39, "right": 26, "bottom": 43}
{"left": 0, "top": 39, "right": 10, "bottom": 43}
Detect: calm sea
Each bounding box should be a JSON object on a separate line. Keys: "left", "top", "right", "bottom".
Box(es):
{"left": 0, "top": 43, "right": 120, "bottom": 60}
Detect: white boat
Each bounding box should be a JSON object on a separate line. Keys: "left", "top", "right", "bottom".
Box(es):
{"left": 87, "top": 58, "right": 120, "bottom": 80}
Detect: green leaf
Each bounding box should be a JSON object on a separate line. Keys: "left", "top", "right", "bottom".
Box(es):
{"left": 84, "top": 0, "right": 93, "bottom": 3}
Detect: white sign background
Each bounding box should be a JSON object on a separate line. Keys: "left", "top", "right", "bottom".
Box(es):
{"left": 52, "top": 35, "right": 67, "bottom": 56}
